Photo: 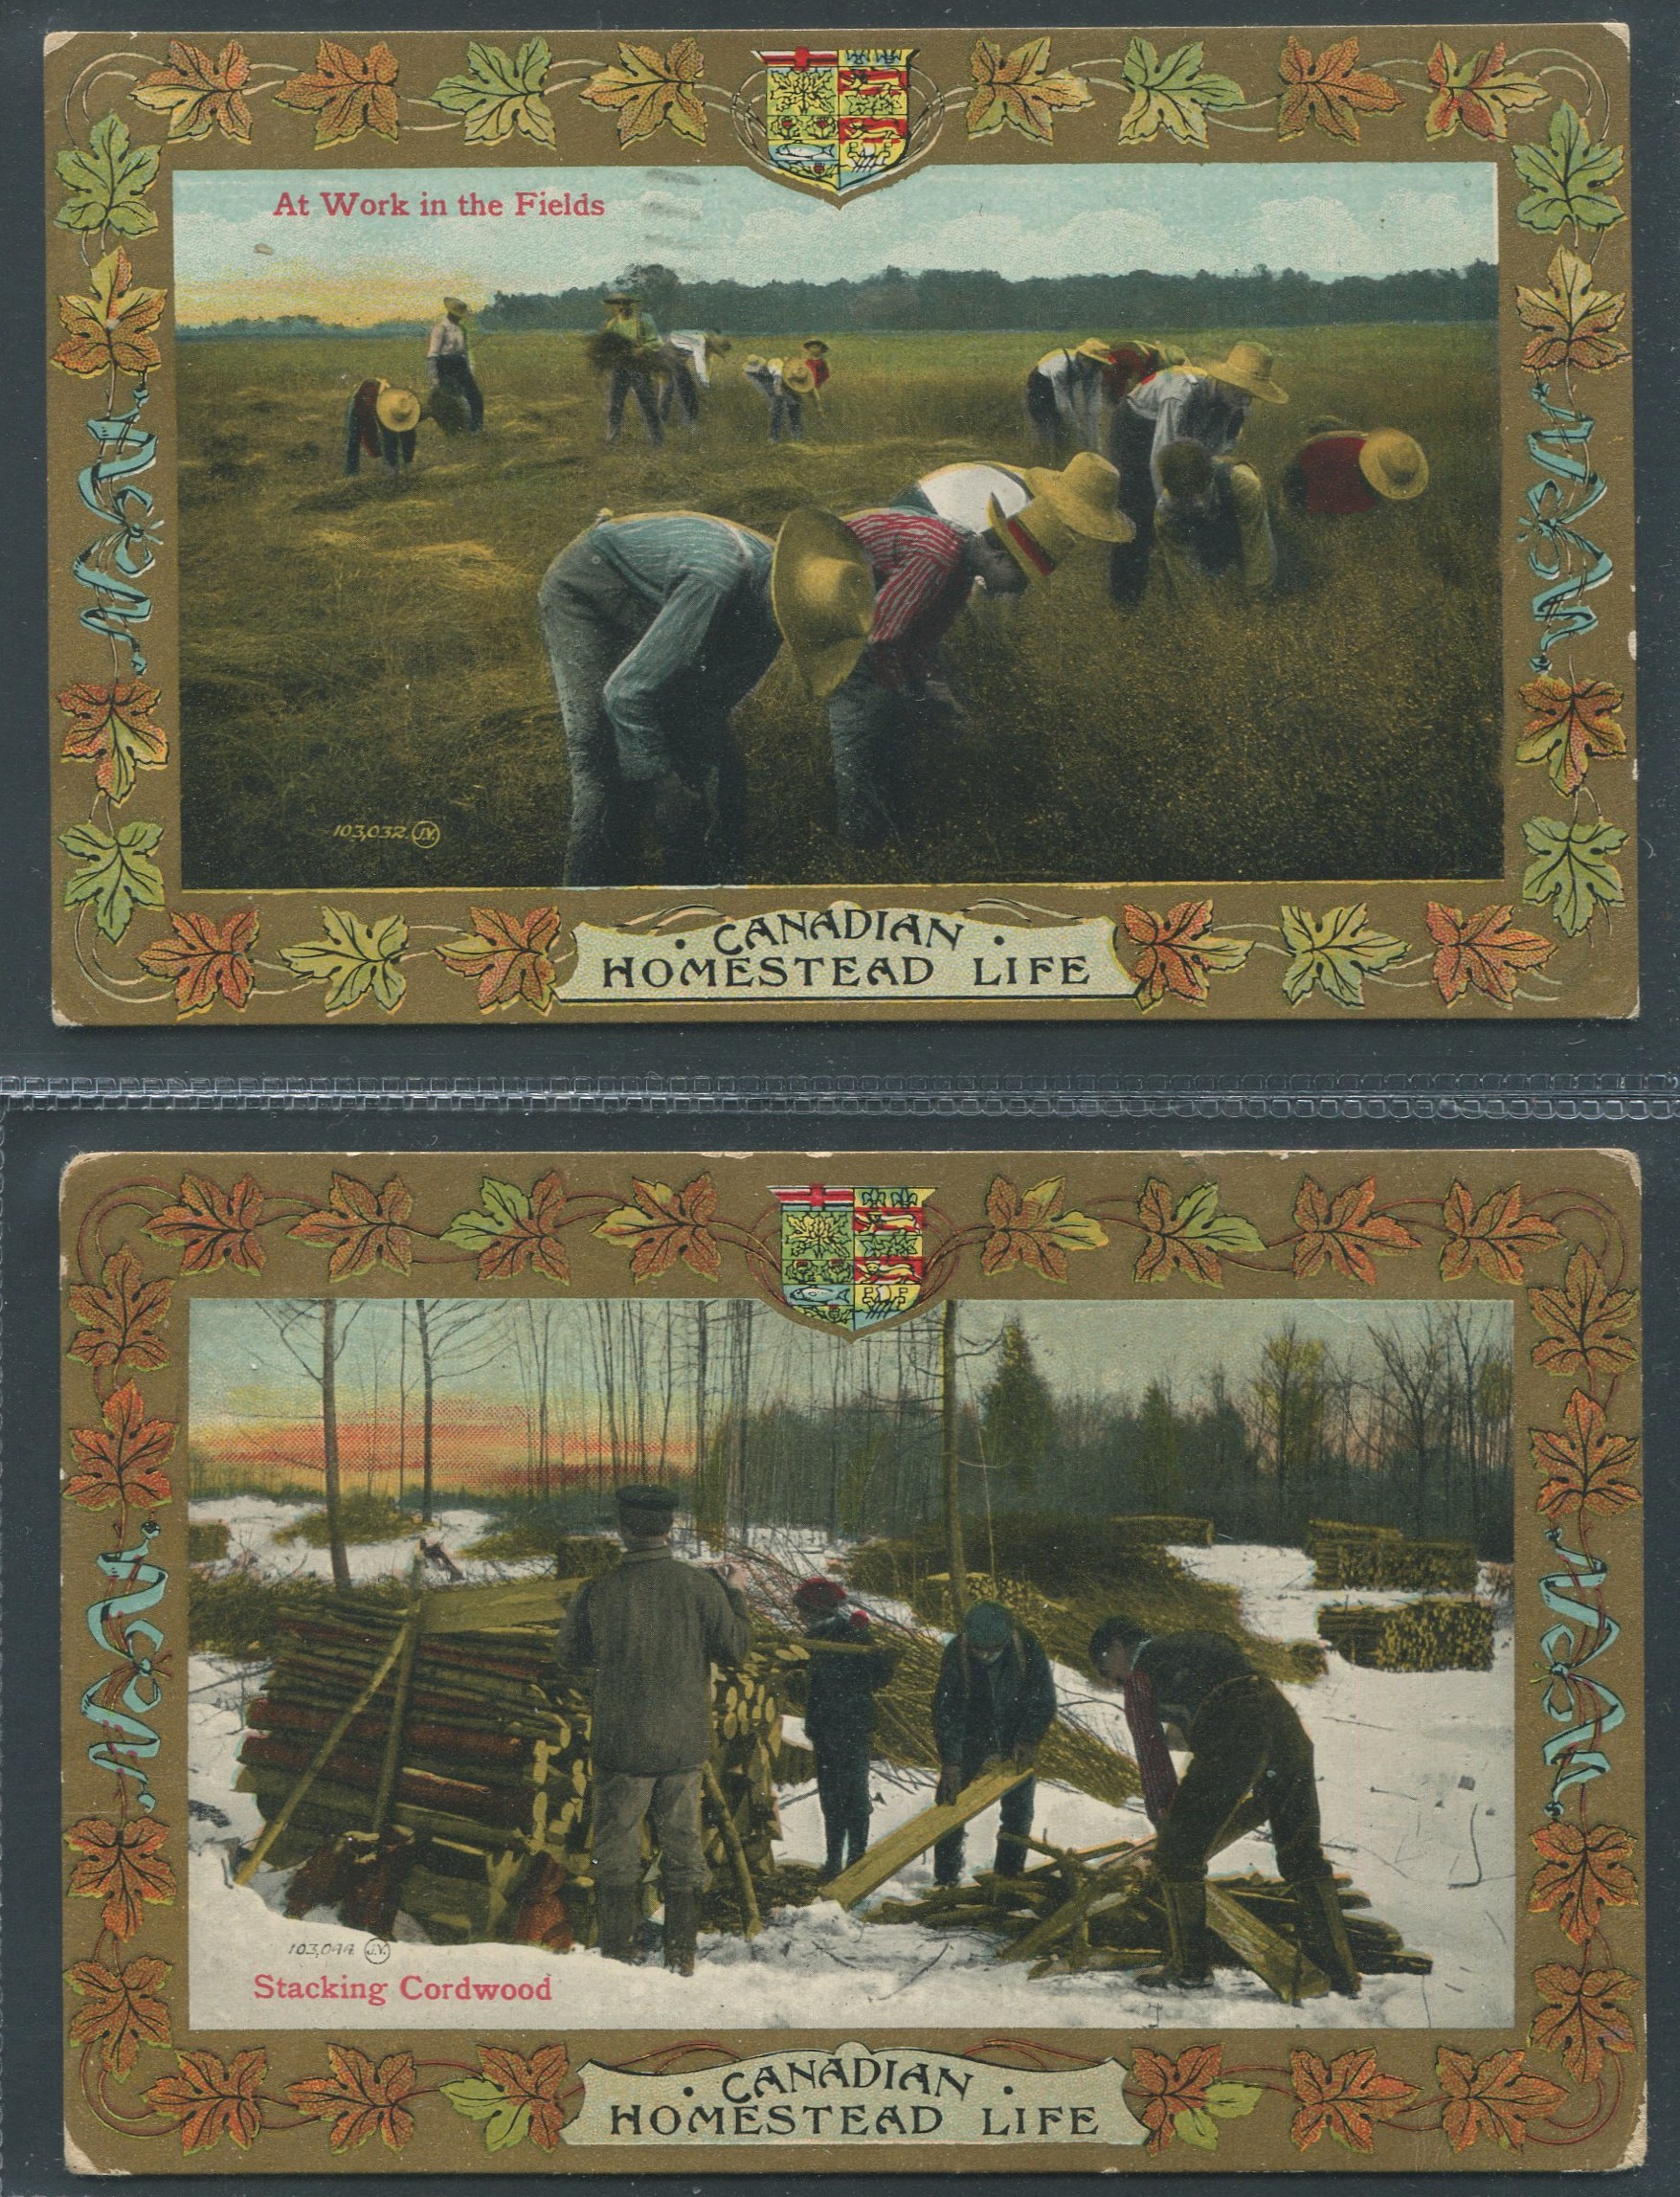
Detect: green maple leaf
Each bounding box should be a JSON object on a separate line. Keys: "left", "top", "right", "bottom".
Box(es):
{"left": 280, "top": 908, "right": 408, "bottom": 1013}
{"left": 1175, "top": 1183, "right": 1266, "bottom": 1258}
{"left": 430, "top": 38, "right": 556, "bottom": 146}
{"left": 56, "top": 112, "right": 161, "bottom": 237}
{"left": 1512, "top": 102, "right": 1624, "bottom": 233}
{"left": 1521, "top": 817, "right": 1626, "bottom": 935}
{"left": 441, "top": 1178, "right": 532, "bottom": 1251}
{"left": 59, "top": 818, "right": 165, "bottom": 940}
{"left": 1118, "top": 38, "right": 1245, "bottom": 146}
{"left": 441, "top": 2076, "right": 533, "bottom": 2152}
{"left": 1176, "top": 2081, "right": 1264, "bottom": 2149}
{"left": 1281, "top": 903, "right": 1409, "bottom": 1008}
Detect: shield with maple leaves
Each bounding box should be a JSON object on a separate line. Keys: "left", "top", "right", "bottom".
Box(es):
{"left": 750, "top": 47, "right": 918, "bottom": 195}
{"left": 773, "top": 1183, "right": 932, "bottom": 1330}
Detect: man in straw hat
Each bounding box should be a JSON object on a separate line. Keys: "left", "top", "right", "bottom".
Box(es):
{"left": 1282, "top": 418, "right": 1429, "bottom": 516}
{"left": 557, "top": 1484, "right": 751, "bottom": 1974}
{"left": 425, "top": 297, "right": 482, "bottom": 431}
{"left": 891, "top": 451, "right": 1134, "bottom": 570}
{"left": 744, "top": 353, "right": 818, "bottom": 442}
{"left": 342, "top": 378, "right": 420, "bottom": 477}
{"left": 598, "top": 288, "right": 665, "bottom": 447}
{"left": 1024, "top": 338, "right": 1122, "bottom": 455}
{"left": 537, "top": 509, "right": 781, "bottom": 886}
{"left": 658, "top": 329, "right": 732, "bottom": 429}
{"left": 772, "top": 501, "right": 1028, "bottom": 846}
{"left": 1108, "top": 339, "right": 1288, "bottom": 604}
{"left": 1152, "top": 439, "right": 1277, "bottom": 598}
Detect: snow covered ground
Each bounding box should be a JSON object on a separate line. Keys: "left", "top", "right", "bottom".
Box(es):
{"left": 188, "top": 1510, "right": 1512, "bottom": 2032}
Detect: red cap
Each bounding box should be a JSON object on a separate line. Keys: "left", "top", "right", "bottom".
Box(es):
{"left": 794, "top": 1576, "right": 847, "bottom": 1611}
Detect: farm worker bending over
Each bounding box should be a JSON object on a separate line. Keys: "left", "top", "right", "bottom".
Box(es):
{"left": 744, "top": 354, "right": 818, "bottom": 442}
{"left": 772, "top": 502, "right": 1027, "bottom": 846}
{"left": 892, "top": 452, "right": 1134, "bottom": 568}
{"left": 1109, "top": 341, "right": 1288, "bottom": 605}
{"left": 1283, "top": 419, "right": 1429, "bottom": 515}
{"left": 793, "top": 1577, "right": 897, "bottom": 1881}
{"left": 659, "top": 330, "right": 731, "bottom": 428}
{"left": 1153, "top": 441, "right": 1277, "bottom": 597}
{"left": 425, "top": 297, "right": 483, "bottom": 431}
{"left": 343, "top": 379, "right": 420, "bottom": 476}
{"left": 556, "top": 1483, "right": 751, "bottom": 1975}
{"left": 930, "top": 1601, "right": 1057, "bottom": 1886}
{"left": 1025, "top": 339, "right": 1119, "bottom": 454}
{"left": 596, "top": 289, "right": 665, "bottom": 448}
{"left": 1089, "top": 1614, "right": 1360, "bottom": 1996}
{"left": 537, "top": 510, "right": 781, "bottom": 886}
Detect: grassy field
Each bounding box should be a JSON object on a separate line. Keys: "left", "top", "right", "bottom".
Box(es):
{"left": 177, "top": 325, "right": 1502, "bottom": 891}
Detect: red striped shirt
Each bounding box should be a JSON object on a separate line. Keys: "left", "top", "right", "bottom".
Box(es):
{"left": 844, "top": 508, "right": 974, "bottom": 685}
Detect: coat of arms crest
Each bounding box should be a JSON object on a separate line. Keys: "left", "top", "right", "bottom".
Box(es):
{"left": 773, "top": 1183, "right": 932, "bottom": 1330}
{"left": 750, "top": 47, "right": 919, "bottom": 195}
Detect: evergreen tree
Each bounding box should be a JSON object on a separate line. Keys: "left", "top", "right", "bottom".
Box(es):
{"left": 1134, "top": 1380, "right": 1185, "bottom": 1512}
{"left": 982, "top": 1320, "right": 1055, "bottom": 1496}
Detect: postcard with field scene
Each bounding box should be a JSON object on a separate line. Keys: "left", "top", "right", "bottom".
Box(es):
{"left": 44, "top": 27, "right": 1634, "bottom": 1021}
{"left": 61, "top": 1148, "right": 1644, "bottom": 2171}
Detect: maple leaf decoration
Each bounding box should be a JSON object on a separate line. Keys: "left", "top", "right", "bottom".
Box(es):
{"left": 442, "top": 1172, "right": 573, "bottom": 1282}
{"left": 1532, "top": 1388, "right": 1642, "bottom": 1524}
{"left": 289, "top": 1174, "right": 414, "bottom": 1278}
{"left": 68, "top": 1248, "right": 172, "bottom": 1372}
{"left": 146, "top": 1172, "right": 266, "bottom": 1273}
{"left": 1277, "top": 36, "right": 1402, "bottom": 143}
{"left": 443, "top": 2044, "right": 584, "bottom": 2151}
{"left": 65, "top": 1379, "right": 176, "bottom": 1513}
{"left": 1425, "top": 903, "right": 1556, "bottom": 1007}
{"left": 66, "top": 1814, "right": 177, "bottom": 1940}
{"left": 287, "top": 2045, "right": 417, "bottom": 2152}
{"left": 275, "top": 40, "right": 400, "bottom": 147}
{"left": 966, "top": 37, "right": 1094, "bottom": 143}
{"left": 581, "top": 40, "right": 707, "bottom": 146}
{"left": 1527, "top": 1245, "right": 1639, "bottom": 1379}
{"left": 1529, "top": 1819, "right": 1639, "bottom": 1946}
{"left": 56, "top": 677, "right": 168, "bottom": 803}
{"left": 1440, "top": 1179, "right": 1561, "bottom": 1284}
{"left": 1291, "top": 1176, "right": 1420, "bottom": 1285}
{"left": 54, "top": 246, "right": 166, "bottom": 380}
{"left": 1131, "top": 2043, "right": 1222, "bottom": 2153}
{"left": 66, "top": 1954, "right": 172, "bottom": 2075}
{"left": 137, "top": 910, "right": 258, "bottom": 1017}
{"left": 1122, "top": 899, "right": 1251, "bottom": 1008}
{"left": 133, "top": 39, "right": 254, "bottom": 142}
{"left": 438, "top": 906, "right": 561, "bottom": 1014}
{"left": 1436, "top": 2047, "right": 1566, "bottom": 2152}
{"left": 1425, "top": 41, "right": 1546, "bottom": 140}
{"left": 980, "top": 1175, "right": 1109, "bottom": 1280}
{"left": 1288, "top": 2048, "right": 1416, "bottom": 2153}
{"left": 1133, "top": 1178, "right": 1266, "bottom": 1288}
{"left": 1516, "top": 674, "right": 1626, "bottom": 797}
{"left": 145, "top": 2048, "right": 267, "bottom": 2154}
{"left": 1531, "top": 1962, "right": 1640, "bottom": 2084}
{"left": 1515, "top": 246, "right": 1630, "bottom": 376}
{"left": 595, "top": 1174, "right": 723, "bottom": 1280}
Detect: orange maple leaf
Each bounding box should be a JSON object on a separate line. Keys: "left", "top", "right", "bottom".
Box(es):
{"left": 1515, "top": 247, "right": 1630, "bottom": 376}
{"left": 65, "top": 1814, "right": 176, "bottom": 1939}
{"left": 146, "top": 1172, "right": 266, "bottom": 1272}
{"left": 65, "top": 1379, "right": 175, "bottom": 1513}
{"left": 66, "top": 1953, "right": 172, "bottom": 2074}
{"left": 133, "top": 39, "right": 254, "bottom": 141}
{"left": 475, "top": 2044, "right": 584, "bottom": 2149}
{"left": 54, "top": 246, "right": 165, "bottom": 379}
{"left": 1291, "top": 1176, "right": 1420, "bottom": 1284}
{"left": 1529, "top": 1819, "right": 1639, "bottom": 1946}
{"left": 289, "top": 1173, "right": 414, "bottom": 1277}
{"left": 275, "top": 39, "right": 399, "bottom": 146}
{"left": 595, "top": 1174, "right": 723, "bottom": 1280}
{"left": 1532, "top": 1389, "right": 1641, "bottom": 1524}
{"left": 1122, "top": 898, "right": 1251, "bottom": 1008}
{"left": 1516, "top": 674, "right": 1626, "bottom": 796}
{"left": 1436, "top": 2046, "right": 1566, "bottom": 2151}
{"left": 1278, "top": 35, "right": 1402, "bottom": 141}
{"left": 136, "top": 910, "right": 258, "bottom": 1016}
{"left": 56, "top": 677, "right": 168, "bottom": 801}
{"left": 580, "top": 39, "right": 706, "bottom": 146}
{"left": 980, "top": 1175, "right": 1108, "bottom": 1280}
{"left": 286, "top": 2044, "right": 416, "bottom": 2152}
{"left": 68, "top": 1248, "right": 172, "bottom": 1372}
{"left": 1288, "top": 2047, "right": 1415, "bottom": 2152}
{"left": 145, "top": 2048, "right": 266, "bottom": 2152}
{"left": 1425, "top": 903, "right": 1556, "bottom": 1006}
{"left": 1440, "top": 1179, "right": 1562, "bottom": 1283}
{"left": 437, "top": 905, "right": 560, "bottom": 1013}
{"left": 1130, "top": 2043, "right": 1222, "bottom": 2154}
{"left": 481, "top": 1172, "right": 571, "bottom": 1282}
{"left": 1531, "top": 1962, "right": 1639, "bottom": 2083}
{"left": 1425, "top": 41, "right": 1546, "bottom": 140}
{"left": 1527, "top": 1246, "right": 1639, "bottom": 1378}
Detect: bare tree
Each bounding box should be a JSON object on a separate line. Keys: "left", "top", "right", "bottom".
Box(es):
{"left": 1370, "top": 1311, "right": 1448, "bottom": 1537}
{"left": 410, "top": 1300, "right": 505, "bottom": 1523}
{"left": 250, "top": 1298, "right": 369, "bottom": 1591}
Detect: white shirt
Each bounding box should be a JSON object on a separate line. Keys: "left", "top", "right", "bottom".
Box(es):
{"left": 912, "top": 461, "right": 1032, "bottom": 534}
{"left": 1126, "top": 369, "right": 1243, "bottom": 486}
{"left": 1032, "top": 348, "right": 1107, "bottom": 450}
{"left": 427, "top": 316, "right": 468, "bottom": 360}
{"left": 667, "top": 330, "right": 712, "bottom": 386}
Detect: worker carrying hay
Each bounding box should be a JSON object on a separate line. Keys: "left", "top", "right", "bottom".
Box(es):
{"left": 931, "top": 1601, "right": 1057, "bottom": 1887}
{"left": 555, "top": 1483, "right": 750, "bottom": 1975}
{"left": 1089, "top": 1615, "right": 1360, "bottom": 1997}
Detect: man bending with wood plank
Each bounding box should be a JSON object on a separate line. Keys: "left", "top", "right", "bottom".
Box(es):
{"left": 1089, "top": 1615, "right": 1360, "bottom": 1996}
{"left": 931, "top": 1601, "right": 1057, "bottom": 1887}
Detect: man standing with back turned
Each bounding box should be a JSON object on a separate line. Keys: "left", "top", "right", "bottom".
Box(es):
{"left": 557, "top": 1484, "right": 751, "bottom": 1975}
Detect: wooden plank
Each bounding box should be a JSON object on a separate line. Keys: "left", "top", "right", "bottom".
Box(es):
{"left": 1002, "top": 1847, "right": 1152, "bottom": 1963}
{"left": 422, "top": 1578, "right": 569, "bottom": 1635}
{"left": 1205, "top": 1884, "right": 1329, "bottom": 2004}
{"left": 821, "top": 1764, "right": 1029, "bottom": 1909}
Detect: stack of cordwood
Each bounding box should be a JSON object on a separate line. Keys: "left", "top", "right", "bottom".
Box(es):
{"left": 1317, "top": 1597, "right": 1497, "bottom": 1672}
{"left": 1308, "top": 1520, "right": 1480, "bottom": 1593}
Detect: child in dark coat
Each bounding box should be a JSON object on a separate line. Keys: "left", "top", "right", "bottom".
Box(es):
{"left": 794, "top": 1578, "right": 896, "bottom": 1881}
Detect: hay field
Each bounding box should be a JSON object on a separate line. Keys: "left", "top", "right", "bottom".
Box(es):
{"left": 176, "top": 325, "right": 1501, "bottom": 891}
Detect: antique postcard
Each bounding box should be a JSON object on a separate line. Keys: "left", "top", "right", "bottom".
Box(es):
{"left": 43, "top": 24, "right": 1635, "bottom": 1022}
{"left": 61, "top": 1146, "right": 1644, "bottom": 2170}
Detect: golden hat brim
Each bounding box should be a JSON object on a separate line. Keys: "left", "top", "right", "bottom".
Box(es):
{"left": 771, "top": 505, "right": 876, "bottom": 700}
{"left": 1020, "top": 463, "right": 1136, "bottom": 544}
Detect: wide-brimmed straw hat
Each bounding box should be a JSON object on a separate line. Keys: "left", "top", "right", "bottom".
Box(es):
{"left": 375, "top": 385, "right": 421, "bottom": 433}
{"left": 1357, "top": 428, "right": 1429, "bottom": 500}
{"left": 443, "top": 296, "right": 470, "bottom": 317}
{"left": 602, "top": 290, "right": 637, "bottom": 308}
{"left": 1196, "top": 340, "right": 1288, "bottom": 404}
{"left": 772, "top": 505, "right": 875, "bottom": 698}
{"left": 1074, "top": 337, "right": 1115, "bottom": 365}
{"left": 1019, "top": 452, "right": 1134, "bottom": 545}
{"left": 780, "top": 358, "right": 818, "bottom": 397}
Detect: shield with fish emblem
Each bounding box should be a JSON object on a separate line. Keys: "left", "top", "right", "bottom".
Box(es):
{"left": 773, "top": 1183, "right": 932, "bottom": 1331}
{"left": 755, "top": 47, "right": 914, "bottom": 196}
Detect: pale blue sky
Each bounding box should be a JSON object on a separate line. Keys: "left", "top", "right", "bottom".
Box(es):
{"left": 174, "top": 161, "right": 1496, "bottom": 325}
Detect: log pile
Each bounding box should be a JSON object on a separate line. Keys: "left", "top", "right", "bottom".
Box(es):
{"left": 1317, "top": 1597, "right": 1496, "bottom": 1672}
{"left": 1309, "top": 1523, "right": 1479, "bottom": 1593}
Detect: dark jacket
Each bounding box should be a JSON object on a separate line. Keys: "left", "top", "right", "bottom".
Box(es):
{"left": 557, "top": 1546, "right": 750, "bottom": 1776}
{"left": 1131, "top": 1630, "right": 1258, "bottom": 1737}
{"left": 932, "top": 1624, "right": 1057, "bottom": 1766}
{"left": 802, "top": 1610, "right": 896, "bottom": 1747}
